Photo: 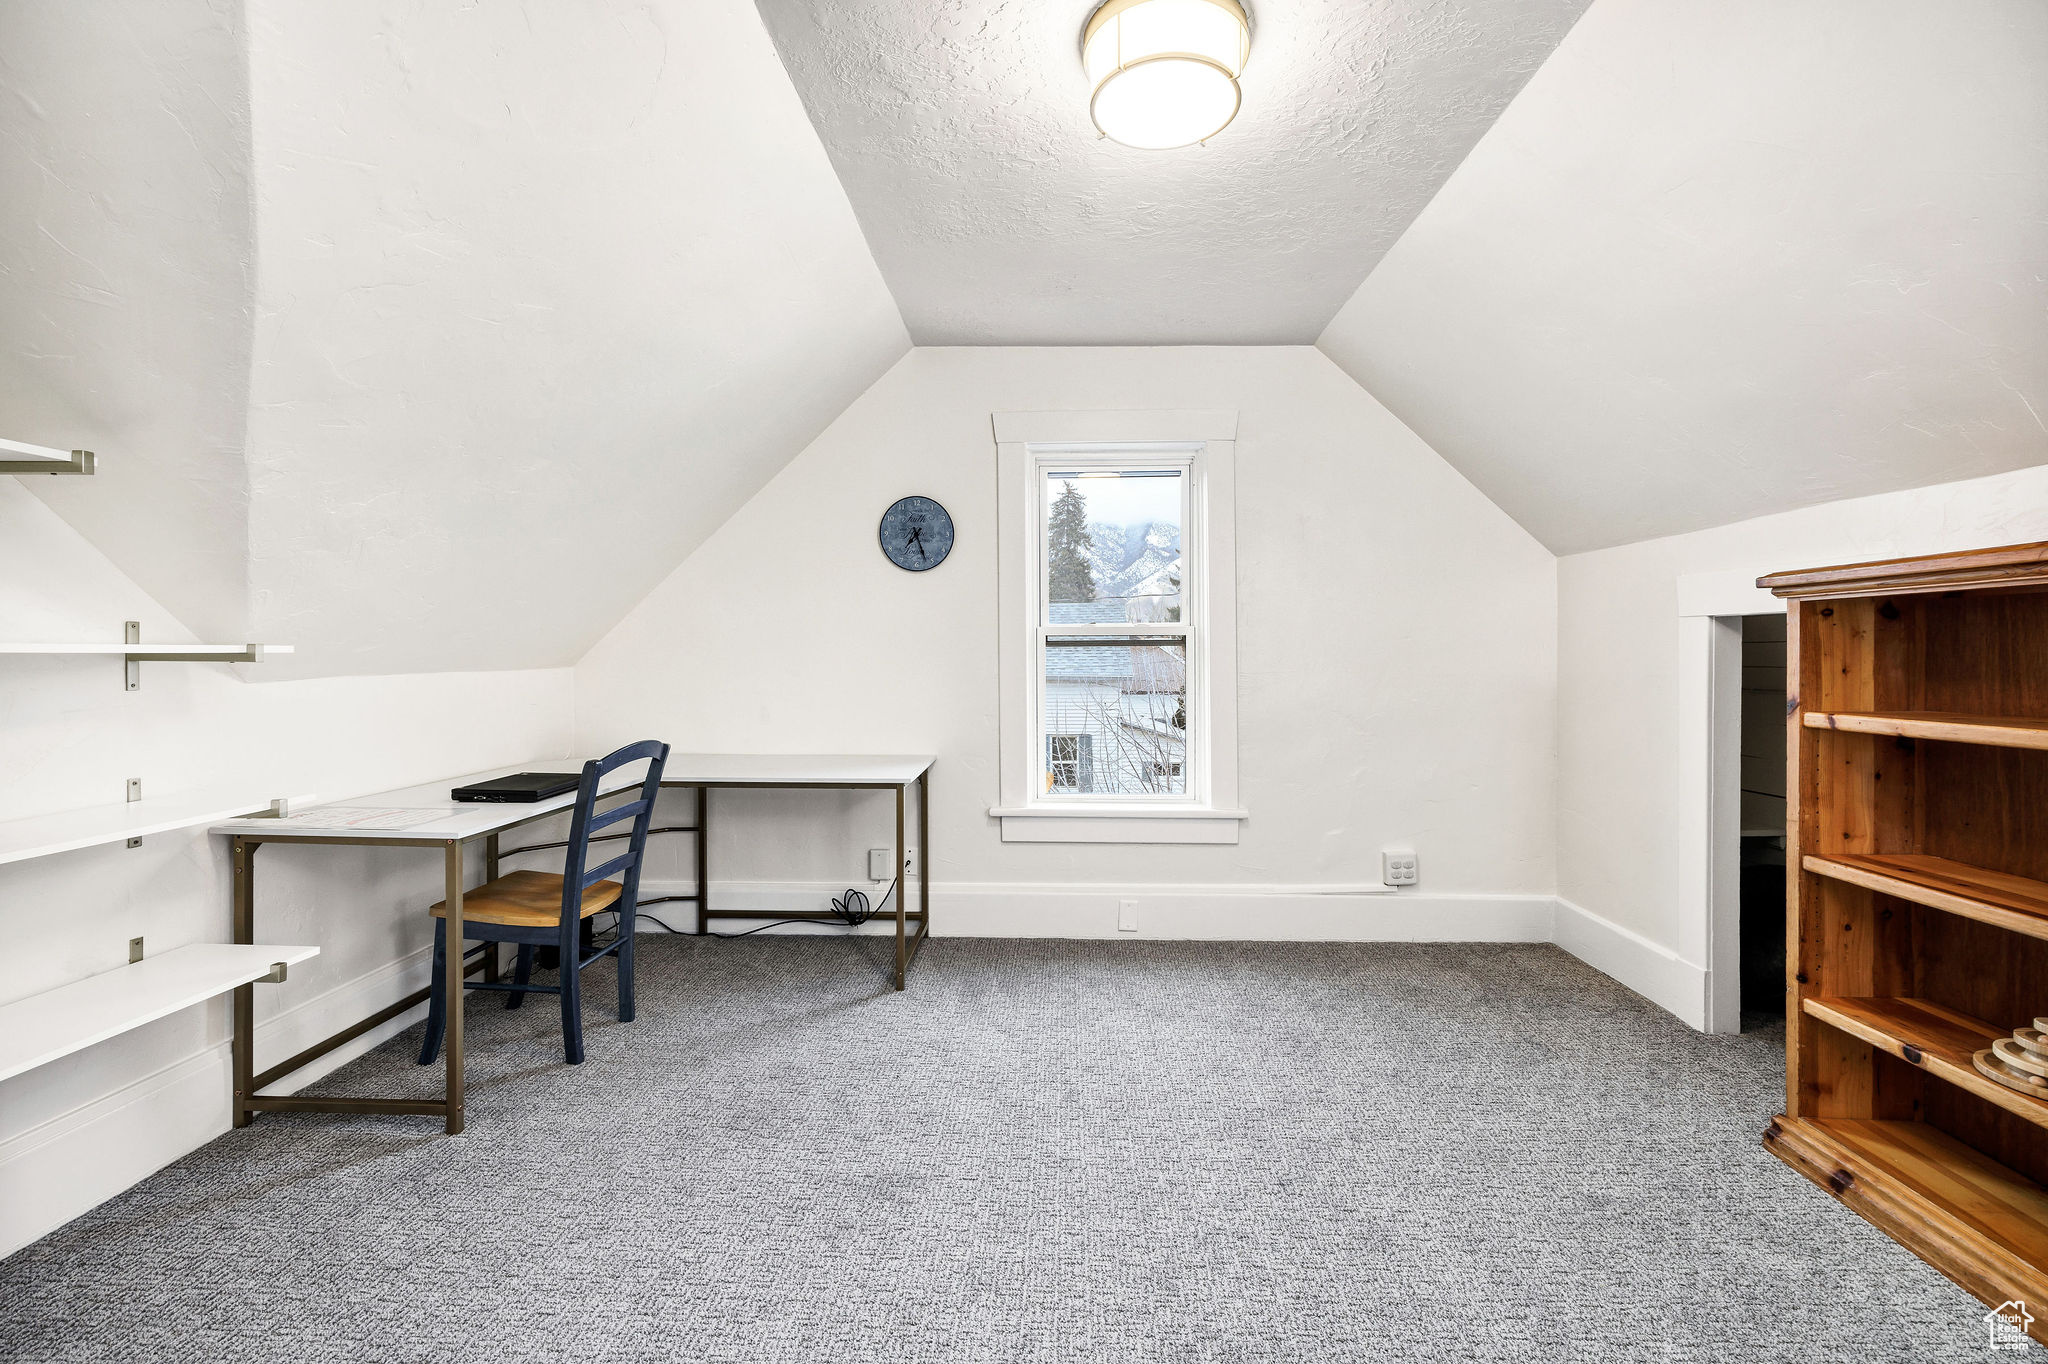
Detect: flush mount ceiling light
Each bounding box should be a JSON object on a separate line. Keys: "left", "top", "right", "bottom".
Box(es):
{"left": 1082, "top": 0, "right": 1251, "bottom": 151}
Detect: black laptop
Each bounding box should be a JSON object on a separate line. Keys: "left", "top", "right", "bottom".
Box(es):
{"left": 450, "top": 772, "right": 581, "bottom": 803}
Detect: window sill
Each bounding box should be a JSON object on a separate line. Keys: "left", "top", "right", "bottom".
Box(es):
{"left": 988, "top": 805, "right": 1247, "bottom": 845}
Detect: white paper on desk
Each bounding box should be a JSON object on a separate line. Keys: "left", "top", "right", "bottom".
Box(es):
{"left": 270, "top": 806, "right": 460, "bottom": 831}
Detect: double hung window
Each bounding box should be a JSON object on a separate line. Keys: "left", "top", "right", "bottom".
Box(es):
{"left": 993, "top": 410, "right": 1243, "bottom": 845}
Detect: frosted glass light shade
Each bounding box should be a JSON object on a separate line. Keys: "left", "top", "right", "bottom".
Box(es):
{"left": 1082, "top": 0, "right": 1251, "bottom": 150}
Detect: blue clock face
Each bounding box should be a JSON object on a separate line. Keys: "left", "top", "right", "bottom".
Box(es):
{"left": 879, "top": 496, "right": 954, "bottom": 571}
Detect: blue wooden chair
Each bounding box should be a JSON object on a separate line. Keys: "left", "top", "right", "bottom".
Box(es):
{"left": 418, "top": 740, "right": 669, "bottom": 1066}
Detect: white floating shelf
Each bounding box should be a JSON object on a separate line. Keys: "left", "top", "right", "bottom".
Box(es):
{"left": 0, "top": 943, "right": 319, "bottom": 1083}
{"left": 0, "top": 436, "right": 94, "bottom": 475}
{"left": 0, "top": 643, "right": 293, "bottom": 657}
{"left": 0, "top": 622, "right": 292, "bottom": 688}
{"left": 0, "top": 786, "right": 310, "bottom": 868}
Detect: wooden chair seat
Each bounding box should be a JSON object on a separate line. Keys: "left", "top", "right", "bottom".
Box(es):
{"left": 429, "top": 870, "right": 621, "bottom": 928}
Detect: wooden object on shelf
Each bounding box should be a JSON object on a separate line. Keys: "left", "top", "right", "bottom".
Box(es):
{"left": 1761, "top": 541, "right": 2048, "bottom": 1343}
{"left": 1980, "top": 1051, "right": 2048, "bottom": 1096}
{"left": 1995, "top": 1038, "right": 2048, "bottom": 1075}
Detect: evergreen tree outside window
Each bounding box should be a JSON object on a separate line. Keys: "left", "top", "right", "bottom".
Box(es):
{"left": 1046, "top": 480, "right": 1098, "bottom": 605}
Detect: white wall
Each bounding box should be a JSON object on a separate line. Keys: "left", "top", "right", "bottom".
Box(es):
{"left": 575, "top": 347, "right": 1558, "bottom": 937}
{"left": 1555, "top": 463, "right": 2048, "bottom": 1019}
{"left": 0, "top": 480, "right": 573, "bottom": 1256}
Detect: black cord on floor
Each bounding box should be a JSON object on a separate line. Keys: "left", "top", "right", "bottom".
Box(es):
{"left": 707, "top": 878, "right": 897, "bottom": 939}
{"left": 581, "top": 880, "right": 897, "bottom": 942}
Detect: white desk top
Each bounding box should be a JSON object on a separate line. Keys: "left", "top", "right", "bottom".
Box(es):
{"left": 209, "top": 759, "right": 639, "bottom": 843}
{"left": 209, "top": 754, "right": 932, "bottom": 842}
{"left": 661, "top": 753, "right": 934, "bottom": 786}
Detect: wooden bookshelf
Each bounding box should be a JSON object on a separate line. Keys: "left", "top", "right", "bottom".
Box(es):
{"left": 1762, "top": 542, "right": 2048, "bottom": 1344}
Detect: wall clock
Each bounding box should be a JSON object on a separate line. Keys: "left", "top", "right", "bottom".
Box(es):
{"left": 878, "top": 495, "right": 954, "bottom": 572}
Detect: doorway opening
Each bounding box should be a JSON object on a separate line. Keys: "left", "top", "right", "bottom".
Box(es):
{"left": 1737, "top": 614, "right": 1787, "bottom": 1029}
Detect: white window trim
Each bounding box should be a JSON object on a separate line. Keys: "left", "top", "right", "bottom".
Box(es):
{"left": 991, "top": 409, "right": 1244, "bottom": 845}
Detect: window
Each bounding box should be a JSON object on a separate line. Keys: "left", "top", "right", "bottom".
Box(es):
{"left": 993, "top": 409, "right": 1243, "bottom": 844}
{"left": 1040, "top": 463, "right": 1189, "bottom": 798}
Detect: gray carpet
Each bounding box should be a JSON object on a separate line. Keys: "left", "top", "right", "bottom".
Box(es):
{"left": 0, "top": 938, "right": 2025, "bottom": 1362}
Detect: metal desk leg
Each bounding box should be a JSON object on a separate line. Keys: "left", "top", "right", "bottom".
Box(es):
{"left": 696, "top": 785, "right": 710, "bottom": 935}
{"left": 918, "top": 769, "right": 930, "bottom": 933}
{"left": 443, "top": 840, "right": 466, "bottom": 1135}
{"left": 231, "top": 836, "right": 257, "bottom": 1128}
{"left": 894, "top": 782, "right": 907, "bottom": 991}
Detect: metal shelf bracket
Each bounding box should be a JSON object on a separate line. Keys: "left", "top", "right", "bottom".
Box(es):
{"left": 0, "top": 438, "right": 94, "bottom": 475}
{"left": 123, "top": 620, "right": 274, "bottom": 691}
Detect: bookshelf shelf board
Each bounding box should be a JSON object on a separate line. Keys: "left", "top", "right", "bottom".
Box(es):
{"left": 1805, "top": 997, "right": 2048, "bottom": 1131}
{"left": 1804, "top": 710, "right": 2048, "bottom": 751}
{"left": 1802, "top": 854, "right": 2048, "bottom": 942}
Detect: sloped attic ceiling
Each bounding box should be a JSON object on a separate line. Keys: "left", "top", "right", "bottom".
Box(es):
{"left": 2, "top": 0, "right": 909, "bottom": 677}
{"left": 0, "top": 0, "right": 255, "bottom": 647}
{"left": 1319, "top": 0, "right": 2048, "bottom": 554}
{"left": 754, "top": 0, "right": 1593, "bottom": 345}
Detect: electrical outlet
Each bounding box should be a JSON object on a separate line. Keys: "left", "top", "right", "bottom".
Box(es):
{"left": 904, "top": 848, "right": 917, "bottom": 873}
{"left": 129, "top": 937, "right": 144, "bottom": 963}
{"left": 868, "top": 848, "right": 892, "bottom": 880}
{"left": 1382, "top": 848, "right": 1419, "bottom": 886}
{"left": 1118, "top": 898, "right": 1139, "bottom": 932}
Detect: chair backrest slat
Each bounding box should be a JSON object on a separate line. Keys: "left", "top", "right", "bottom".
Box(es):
{"left": 586, "top": 798, "right": 648, "bottom": 833}
{"left": 557, "top": 740, "right": 670, "bottom": 941}
{"left": 582, "top": 850, "right": 635, "bottom": 886}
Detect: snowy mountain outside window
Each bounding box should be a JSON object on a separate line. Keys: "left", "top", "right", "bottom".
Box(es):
{"left": 1040, "top": 466, "right": 1189, "bottom": 798}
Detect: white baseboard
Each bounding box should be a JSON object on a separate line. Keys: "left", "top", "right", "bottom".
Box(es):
{"left": 0, "top": 939, "right": 459, "bottom": 1259}
{"left": 1552, "top": 896, "right": 1707, "bottom": 1030}
{"left": 639, "top": 879, "right": 1556, "bottom": 943}
{"left": 0, "top": 1047, "right": 229, "bottom": 1261}
{"left": 661, "top": 882, "right": 1706, "bottom": 1026}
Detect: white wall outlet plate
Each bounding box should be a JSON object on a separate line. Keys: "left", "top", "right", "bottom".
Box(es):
{"left": 868, "top": 848, "right": 892, "bottom": 880}
{"left": 1382, "top": 848, "right": 1419, "bottom": 886}
{"left": 1118, "top": 898, "right": 1139, "bottom": 932}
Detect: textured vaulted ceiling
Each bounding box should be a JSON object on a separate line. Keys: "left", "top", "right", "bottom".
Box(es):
{"left": 753, "top": 0, "right": 1592, "bottom": 345}
{"left": 11, "top": 0, "right": 2045, "bottom": 674}
{"left": 1319, "top": 0, "right": 2048, "bottom": 554}
{"left": 2, "top": 0, "right": 908, "bottom": 677}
